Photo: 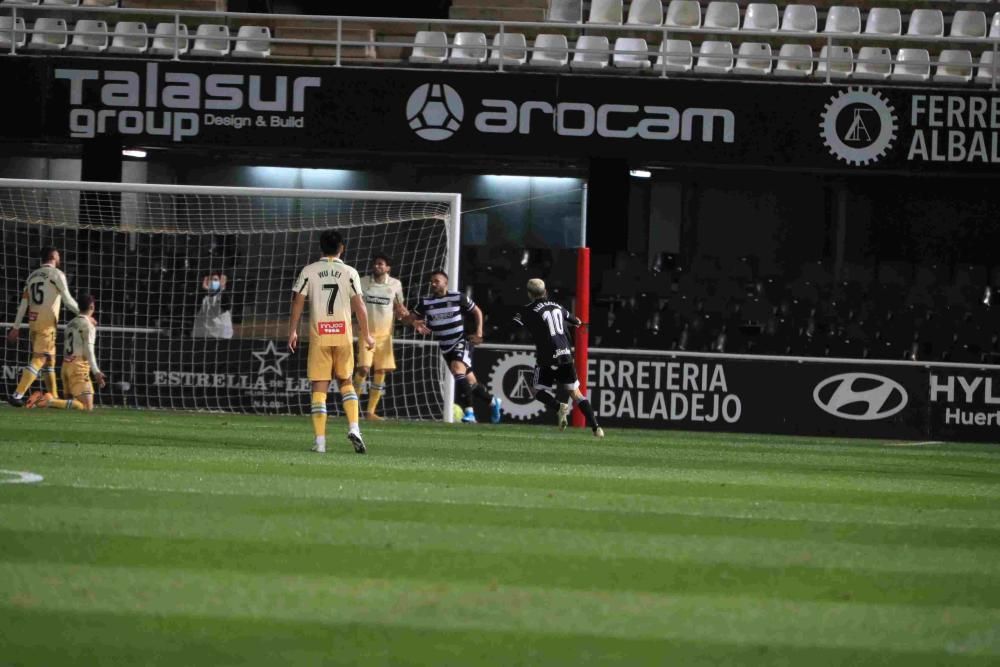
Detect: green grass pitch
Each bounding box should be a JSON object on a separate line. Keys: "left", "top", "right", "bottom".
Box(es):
{"left": 1, "top": 407, "right": 999, "bottom": 666}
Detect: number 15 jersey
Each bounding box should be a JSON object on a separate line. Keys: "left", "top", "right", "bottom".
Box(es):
{"left": 292, "top": 257, "right": 363, "bottom": 347}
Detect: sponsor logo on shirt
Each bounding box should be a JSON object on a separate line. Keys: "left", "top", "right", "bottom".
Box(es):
{"left": 365, "top": 295, "right": 392, "bottom": 306}
{"left": 317, "top": 321, "right": 346, "bottom": 335}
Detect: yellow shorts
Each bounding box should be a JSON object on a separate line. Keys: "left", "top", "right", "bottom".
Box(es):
{"left": 307, "top": 342, "right": 354, "bottom": 382}
{"left": 356, "top": 335, "right": 396, "bottom": 371}
{"left": 30, "top": 327, "right": 56, "bottom": 356}
{"left": 62, "top": 360, "right": 93, "bottom": 399}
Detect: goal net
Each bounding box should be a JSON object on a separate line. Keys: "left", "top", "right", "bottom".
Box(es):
{"left": 0, "top": 178, "right": 460, "bottom": 420}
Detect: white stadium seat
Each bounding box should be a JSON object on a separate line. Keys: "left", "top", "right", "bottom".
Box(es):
{"left": 824, "top": 6, "right": 860, "bottom": 34}
{"left": 815, "top": 45, "right": 853, "bottom": 78}
{"left": 781, "top": 4, "right": 817, "bottom": 33}
{"left": 42, "top": 0, "right": 79, "bottom": 5}
{"left": 233, "top": 25, "right": 270, "bottom": 58}
{"left": 774, "top": 43, "right": 813, "bottom": 77}
{"left": 951, "top": 11, "right": 987, "bottom": 39}
{"left": 976, "top": 52, "right": 998, "bottom": 85}
{"left": 627, "top": 0, "right": 662, "bottom": 26}
{"left": 531, "top": 33, "right": 569, "bottom": 67}
{"left": 704, "top": 2, "right": 740, "bottom": 30}
{"left": 0, "top": 16, "right": 27, "bottom": 49}
{"left": 409, "top": 30, "right": 447, "bottom": 64}
{"left": 489, "top": 32, "right": 527, "bottom": 66}
{"left": 150, "top": 22, "right": 189, "bottom": 57}
{"left": 665, "top": 0, "right": 701, "bottom": 28}
{"left": 546, "top": 0, "right": 582, "bottom": 23}
{"left": 613, "top": 37, "right": 650, "bottom": 69}
{"left": 907, "top": 9, "right": 944, "bottom": 38}
{"left": 448, "top": 32, "right": 487, "bottom": 65}
{"left": 695, "top": 40, "right": 734, "bottom": 73}
{"left": 28, "top": 18, "right": 67, "bottom": 50}
{"left": 934, "top": 49, "right": 973, "bottom": 84}
{"left": 190, "top": 24, "right": 230, "bottom": 57}
{"left": 68, "top": 19, "right": 108, "bottom": 52}
{"left": 655, "top": 39, "right": 693, "bottom": 72}
{"left": 571, "top": 35, "right": 610, "bottom": 69}
{"left": 992, "top": 12, "right": 1000, "bottom": 38}
{"left": 891, "top": 48, "right": 930, "bottom": 81}
{"left": 743, "top": 3, "right": 779, "bottom": 32}
{"left": 588, "top": 0, "right": 623, "bottom": 24}
{"left": 734, "top": 42, "right": 772, "bottom": 75}
{"left": 108, "top": 22, "right": 147, "bottom": 54}
{"left": 0, "top": 1, "right": 40, "bottom": 5}
{"left": 854, "top": 46, "right": 891, "bottom": 80}
{"left": 866, "top": 8, "right": 902, "bottom": 36}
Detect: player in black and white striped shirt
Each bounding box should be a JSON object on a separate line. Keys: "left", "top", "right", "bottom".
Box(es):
{"left": 408, "top": 270, "right": 502, "bottom": 424}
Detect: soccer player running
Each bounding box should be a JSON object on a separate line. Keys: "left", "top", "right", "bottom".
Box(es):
{"left": 6, "top": 246, "right": 80, "bottom": 407}
{"left": 352, "top": 253, "right": 414, "bottom": 420}
{"left": 513, "top": 278, "right": 603, "bottom": 437}
{"left": 29, "top": 294, "right": 106, "bottom": 411}
{"left": 288, "top": 230, "right": 375, "bottom": 454}
{"left": 407, "top": 270, "right": 501, "bottom": 424}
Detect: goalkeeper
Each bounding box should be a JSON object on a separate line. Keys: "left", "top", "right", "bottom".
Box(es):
{"left": 29, "top": 294, "right": 106, "bottom": 411}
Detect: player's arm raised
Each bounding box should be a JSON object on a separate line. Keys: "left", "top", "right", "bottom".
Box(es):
{"left": 6, "top": 288, "right": 27, "bottom": 343}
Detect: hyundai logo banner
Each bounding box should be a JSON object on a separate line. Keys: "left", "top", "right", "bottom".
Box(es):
{"left": 3, "top": 57, "right": 1000, "bottom": 172}
{"left": 477, "top": 348, "right": 1000, "bottom": 443}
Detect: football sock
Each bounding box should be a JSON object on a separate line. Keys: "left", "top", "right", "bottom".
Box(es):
{"left": 340, "top": 382, "right": 360, "bottom": 429}
{"left": 534, "top": 389, "right": 560, "bottom": 410}
{"left": 14, "top": 357, "right": 44, "bottom": 397}
{"left": 470, "top": 382, "right": 493, "bottom": 404}
{"left": 46, "top": 398, "right": 85, "bottom": 411}
{"left": 352, "top": 371, "right": 367, "bottom": 394}
{"left": 368, "top": 372, "right": 385, "bottom": 414}
{"left": 574, "top": 396, "right": 600, "bottom": 430}
{"left": 455, "top": 374, "right": 472, "bottom": 409}
{"left": 43, "top": 366, "right": 58, "bottom": 398}
{"left": 311, "top": 391, "right": 328, "bottom": 438}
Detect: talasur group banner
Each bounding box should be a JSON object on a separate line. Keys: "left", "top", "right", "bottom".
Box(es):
{"left": 1, "top": 56, "right": 999, "bottom": 173}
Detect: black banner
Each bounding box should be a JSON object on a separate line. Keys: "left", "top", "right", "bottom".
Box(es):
{"left": 478, "top": 347, "right": 1000, "bottom": 443}
{"left": 1, "top": 57, "right": 999, "bottom": 172}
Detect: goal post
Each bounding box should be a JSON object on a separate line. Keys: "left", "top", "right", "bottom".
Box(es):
{"left": 0, "top": 178, "right": 460, "bottom": 421}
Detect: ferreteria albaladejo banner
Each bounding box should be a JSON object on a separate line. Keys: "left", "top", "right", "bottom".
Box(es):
{"left": 3, "top": 56, "right": 1000, "bottom": 173}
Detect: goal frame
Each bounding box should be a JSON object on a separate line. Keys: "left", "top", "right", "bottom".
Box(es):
{"left": 0, "top": 177, "right": 462, "bottom": 422}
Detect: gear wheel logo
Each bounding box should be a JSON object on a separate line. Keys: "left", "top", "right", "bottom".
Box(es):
{"left": 489, "top": 352, "right": 546, "bottom": 421}
{"left": 820, "top": 87, "right": 898, "bottom": 166}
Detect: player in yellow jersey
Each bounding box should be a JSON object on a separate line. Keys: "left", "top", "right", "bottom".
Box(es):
{"left": 352, "top": 253, "right": 416, "bottom": 420}
{"left": 6, "top": 246, "right": 79, "bottom": 407}
{"left": 288, "top": 230, "right": 375, "bottom": 454}
{"left": 29, "top": 294, "right": 106, "bottom": 411}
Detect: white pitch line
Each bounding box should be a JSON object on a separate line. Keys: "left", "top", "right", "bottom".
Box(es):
{"left": 883, "top": 441, "right": 944, "bottom": 447}
{"left": 0, "top": 470, "right": 44, "bottom": 484}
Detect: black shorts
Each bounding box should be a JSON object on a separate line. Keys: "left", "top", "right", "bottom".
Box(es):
{"left": 442, "top": 339, "right": 473, "bottom": 370}
{"left": 533, "top": 360, "right": 579, "bottom": 392}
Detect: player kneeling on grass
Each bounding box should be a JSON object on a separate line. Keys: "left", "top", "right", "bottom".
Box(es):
{"left": 29, "top": 294, "right": 106, "bottom": 411}
{"left": 513, "top": 279, "right": 603, "bottom": 438}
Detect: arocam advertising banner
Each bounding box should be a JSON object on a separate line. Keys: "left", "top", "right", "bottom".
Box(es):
{"left": 1, "top": 56, "right": 999, "bottom": 173}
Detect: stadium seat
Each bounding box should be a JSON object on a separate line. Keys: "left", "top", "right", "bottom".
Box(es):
{"left": 854, "top": 46, "right": 891, "bottom": 80}
{"left": 546, "top": 0, "right": 582, "bottom": 23}
{"left": 448, "top": 32, "right": 487, "bottom": 65}
{"left": 41, "top": 0, "right": 78, "bottom": 5}
{"left": 743, "top": 3, "right": 778, "bottom": 32}
{"left": 951, "top": 11, "right": 987, "bottom": 39}
{"left": 780, "top": 4, "right": 817, "bottom": 33}
{"left": 824, "top": 6, "right": 860, "bottom": 34}
{"left": 190, "top": 24, "right": 230, "bottom": 57}
{"left": 865, "top": 8, "right": 901, "bottom": 36}
{"left": 233, "top": 25, "right": 270, "bottom": 58}
{"left": 734, "top": 42, "right": 771, "bottom": 74}
{"left": 68, "top": 19, "right": 108, "bottom": 52}
{"left": 704, "top": 2, "right": 739, "bottom": 30}
{"left": 612, "top": 37, "right": 650, "bottom": 69}
{"left": 627, "top": 0, "right": 662, "bottom": 25}
{"left": 992, "top": 12, "right": 1000, "bottom": 38}
{"left": 150, "top": 22, "right": 188, "bottom": 56}
{"left": 934, "top": 49, "right": 973, "bottom": 83}
{"left": 530, "top": 33, "right": 568, "bottom": 67}
{"left": 588, "top": 0, "right": 623, "bottom": 24}
{"left": 0, "top": 1, "right": 39, "bottom": 5}
{"left": 774, "top": 43, "right": 812, "bottom": 76}
{"left": 655, "top": 38, "right": 693, "bottom": 72}
{"left": 108, "top": 21, "right": 147, "bottom": 54}
{"left": 28, "top": 18, "right": 67, "bottom": 50}
{"left": 665, "top": 0, "right": 701, "bottom": 28}
{"left": 408, "top": 30, "right": 447, "bottom": 64}
{"left": 815, "top": 45, "right": 853, "bottom": 78}
{"left": 906, "top": 9, "right": 944, "bottom": 37}
{"left": 891, "top": 48, "right": 930, "bottom": 81}
{"left": 976, "top": 52, "right": 998, "bottom": 85}
{"left": 571, "top": 35, "right": 609, "bottom": 69}
{"left": 695, "top": 40, "right": 733, "bottom": 73}
{"left": 488, "top": 32, "right": 527, "bottom": 66}
{"left": 0, "top": 16, "right": 27, "bottom": 50}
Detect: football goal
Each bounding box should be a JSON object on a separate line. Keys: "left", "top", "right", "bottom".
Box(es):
{"left": 0, "top": 178, "right": 461, "bottom": 421}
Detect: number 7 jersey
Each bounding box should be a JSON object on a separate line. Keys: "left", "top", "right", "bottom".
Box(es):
{"left": 292, "top": 257, "right": 363, "bottom": 346}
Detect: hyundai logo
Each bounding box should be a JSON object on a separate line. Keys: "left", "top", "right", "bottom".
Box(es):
{"left": 813, "top": 373, "right": 908, "bottom": 421}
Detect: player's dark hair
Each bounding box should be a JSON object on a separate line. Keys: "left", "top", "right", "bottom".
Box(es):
{"left": 373, "top": 253, "right": 393, "bottom": 267}
{"left": 40, "top": 246, "right": 58, "bottom": 262}
{"left": 430, "top": 269, "right": 449, "bottom": 282}
{"left": 79, "top": 294, "right": 96, "bottom": 312}
{"left": 320, "top": 230, "right": 344, "bottom": 255}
